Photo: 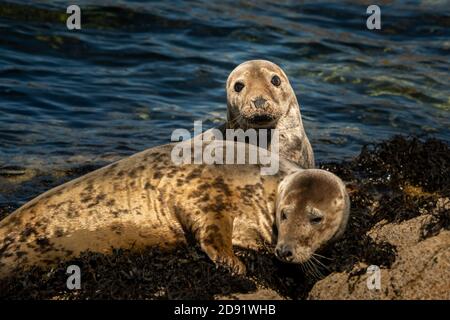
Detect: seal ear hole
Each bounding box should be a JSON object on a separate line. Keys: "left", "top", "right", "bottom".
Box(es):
{"left": 271, "top": 75, "right": 281, "bottom": 87}
{"left": 280, "top": 209, "right": 288, "bottom": 221}
{"left": 234, "top": 82, "right": 245, "bottom": 93}
{"left": 310, "top": 216, "right": 323, "bottom": 225}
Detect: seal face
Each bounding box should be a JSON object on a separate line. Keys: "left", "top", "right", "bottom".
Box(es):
{"left": 274, "top": 169, "right": 350, "bottom": 264}
{"left": 226, "top": 60, "right": 292, "bottom": 129}
{"left": 206, "top": 60, "right": 315, "bottom": 168}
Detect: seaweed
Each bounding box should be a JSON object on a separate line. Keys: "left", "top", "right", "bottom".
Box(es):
{"left": 420, "top": 198, "right": 450, "bottom": 239}
{"left": 0, "top": 247, "right": 255, "bottom": 300}
{"left": 320, "top": 136, "right": 449, "bottom": 273}
{"left": 0, "top": 204, "right": 17, "bottom": 221}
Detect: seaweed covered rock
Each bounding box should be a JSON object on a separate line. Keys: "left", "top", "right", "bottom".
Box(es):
{"left": 310, "top": 136, "right": 450, "bottom": 300}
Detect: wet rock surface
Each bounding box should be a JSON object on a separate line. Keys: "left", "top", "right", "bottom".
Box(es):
{"left": 0, "top": 136, "right": 449, "bottom": 299}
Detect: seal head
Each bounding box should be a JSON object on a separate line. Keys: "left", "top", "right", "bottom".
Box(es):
{"left": 275, "top": 169, "right": 350, "bottom": 263}
{"left": 226, "top": 59, "right": 297, "bottom": 129}
{"left": 224, "top": 59, "right": 315, "bottom": 168}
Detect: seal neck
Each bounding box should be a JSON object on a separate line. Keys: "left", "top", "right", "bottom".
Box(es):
{"left": 277, "top": 100, "right": 305, "bottom": 133}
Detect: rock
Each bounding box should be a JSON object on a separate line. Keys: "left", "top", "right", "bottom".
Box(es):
{"left": 309, "top": 225, "right": 450, "bottom": 300}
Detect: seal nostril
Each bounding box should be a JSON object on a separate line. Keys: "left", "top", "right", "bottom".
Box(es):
{"left": 253, "top": 97, "right": 267, "bottom": 108}
{"left": 284, "top": 249, "right": 293, "bottom": 258}
{"left": 275, "top": 248, "right": 282, "bottom": 258}
{"left": 276, "top": 245, "right": 294, "bottom": 261}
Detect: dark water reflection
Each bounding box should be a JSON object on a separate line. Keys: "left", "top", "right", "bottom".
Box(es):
{"left": 0, "top": 0, "right": 449, "bottom": 205}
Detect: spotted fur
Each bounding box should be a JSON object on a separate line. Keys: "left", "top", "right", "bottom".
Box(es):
{"left": 0, "top": 143, "right": 347, "bottom": 277}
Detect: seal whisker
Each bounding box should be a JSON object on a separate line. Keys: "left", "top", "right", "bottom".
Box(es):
{"left": 307, "top": 259, "right": 323, "bottom": 279}
{"left": 301, "top": 262, "right": 310, "bottom": 277}
{"left": 228, "top": 114, "right": 245, "bottom": 130}
{"left": 311, "top": 259, "right": 326, "bottom": 278}
{"left": 311, "top": 254, "right": 330, "bottom": 271}
{"left": 312, "top": 252, "right": 333, "bottom": 261}
{"left": 302, "top": 260, "right": 316, "bottom": 278}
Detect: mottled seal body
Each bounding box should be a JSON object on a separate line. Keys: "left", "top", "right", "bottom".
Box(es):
{"left": 203, "top": 60, "right": 315, "bottom": 168}
{"left": 0, "top": 142, "right": 347, "bottom": 277}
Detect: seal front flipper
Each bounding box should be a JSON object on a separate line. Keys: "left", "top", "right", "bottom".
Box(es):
{"left": 198, "top": 214, "right": 246, "bottom": 275}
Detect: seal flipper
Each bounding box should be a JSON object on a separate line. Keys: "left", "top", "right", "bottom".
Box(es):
{"left": 198, "top": 214, "right": 246, "bottom": 275}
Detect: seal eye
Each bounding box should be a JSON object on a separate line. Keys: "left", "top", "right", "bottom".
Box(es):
{"left": 310, "top": 216, "right": 323, "bottom": 225}
{"left": 280, "top": 209, "right": 288, "bottom": 221}
{"left": 271, "top": 75, "right": 281, "bottom": 87}
{"left": 234, "top": 82, "right": 245, "bottom": 93}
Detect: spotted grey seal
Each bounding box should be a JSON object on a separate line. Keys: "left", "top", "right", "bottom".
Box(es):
{"left": 202, "top": 60, "right": 315, "bottom": 168}
{"left": 0, "top": 142, "right": 347, "bottom": 277}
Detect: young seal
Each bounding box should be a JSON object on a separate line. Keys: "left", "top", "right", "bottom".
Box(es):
{"left": 202, "top": 60, "right": 315, "bottom": 168}
{"left": 0, "top": 142, "right": 348, "bottom": 278}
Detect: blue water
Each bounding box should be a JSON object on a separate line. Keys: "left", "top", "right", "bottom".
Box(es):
{"left": 0, "top": 1, "right": 449, "bottom": 205}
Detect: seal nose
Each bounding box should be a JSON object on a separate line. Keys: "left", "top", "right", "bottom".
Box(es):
{"left": 275, "top": 245, "right": 294, "bottom": 262}
{"left": 252, "top": 97, "right": 267, "bottom": 108}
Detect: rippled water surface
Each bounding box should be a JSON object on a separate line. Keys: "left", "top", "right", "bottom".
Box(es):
{"left": 0, "top": 0, "right": 449, "bottom": 205}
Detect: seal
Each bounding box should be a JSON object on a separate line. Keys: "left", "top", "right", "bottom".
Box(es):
{"left": 0, "top": 142, "right": 348, "bottom": 278}
{"left": 202, "top": 60, "right": 315, "bottom": 168}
